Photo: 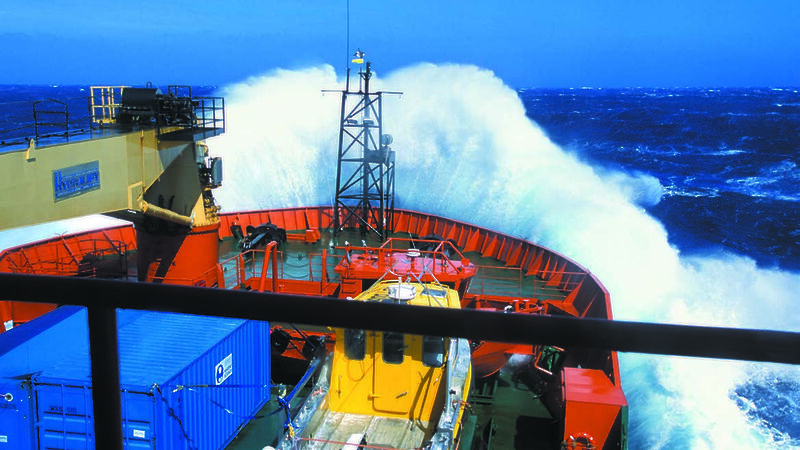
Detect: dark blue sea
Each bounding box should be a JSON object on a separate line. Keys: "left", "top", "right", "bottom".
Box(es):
{"left": 1, "top": 79, "right": 799, "bottom": 448}
{"left": 520, "top": 87, "right": 800, "bottom": 272}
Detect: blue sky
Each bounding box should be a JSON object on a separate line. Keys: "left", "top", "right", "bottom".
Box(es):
{"left": 2, "top": 0, "right": 799, "bottom": 88}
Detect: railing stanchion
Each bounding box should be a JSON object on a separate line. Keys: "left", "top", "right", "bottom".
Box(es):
{"left": 87, "top": 305, "right": 123, "bottom": 449}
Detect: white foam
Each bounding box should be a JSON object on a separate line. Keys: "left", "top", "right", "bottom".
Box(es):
{"left": 212, "top": 66, "right": 341, "bottom": 212}
{"left": 593, "top": 167, "right": 665, "bottom": 207}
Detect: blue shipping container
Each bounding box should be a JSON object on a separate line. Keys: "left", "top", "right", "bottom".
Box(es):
{"left": 0, "top": 306, "right": 270, "bottom": 450}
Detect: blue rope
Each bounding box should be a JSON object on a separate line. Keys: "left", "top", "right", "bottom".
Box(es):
{"left": 185, "top": 387, "right": 265, "bottom": 421}
{"left": 277, "top": 396, "right": 297, "bottom": 431}
{"left": 167, "top": 383, "right": 280, "bottom": 422}
{"left": 151, "top": 384, "right": 197, "bottom": 450}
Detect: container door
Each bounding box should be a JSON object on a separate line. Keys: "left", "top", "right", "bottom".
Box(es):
{"left": 0, "top": 378, "right": 33, "bottom": 450}
{"left": 372, "top": 331, "right": 412, "bottom": 414}
{"left": 121, "top": 390, "right": 155, "bottom": 449}
{"left": 33, "top": 382, "right": 94, "bottom": 450}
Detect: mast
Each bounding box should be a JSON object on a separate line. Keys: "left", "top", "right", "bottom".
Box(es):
{"left": 332, "top": 56, "right": 400, "bottom": 241}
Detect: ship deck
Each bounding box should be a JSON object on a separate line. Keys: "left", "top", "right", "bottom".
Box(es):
{"left": 217, "top": 228, "right": 571, "bottom": 305}
{"left": 229, "top": 363, "right": 559, "bottom": 450}
{"left": 300, "top": 411, "right": 432, "bottom": 449}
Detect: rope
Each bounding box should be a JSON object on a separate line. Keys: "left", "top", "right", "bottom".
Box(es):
{"left": 454, "top": 399, "right": 475, "bottom": 415}
{"left": 170, "top": 383, "right": 273, "bottom": 391}
{"left": 151, "top": 384, "right": 197, "bottom": 450}
{"left": 167, "top": 382, "right": 286, "bottom": 422}
{"left": 290, "top": 323, "right": 311, "bottom": 342}
{"left": 206, "top": 394, "right": 264, "bottom": 420}
{"left": 182, "top": 387, "right": 265, "bottom": 421}
{"left": 277, "top": 396, "right": 297, "bottom": 432}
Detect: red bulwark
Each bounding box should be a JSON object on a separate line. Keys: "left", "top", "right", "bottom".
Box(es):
{"left": 563, "top": 367, "right": 627, "bottom": 448}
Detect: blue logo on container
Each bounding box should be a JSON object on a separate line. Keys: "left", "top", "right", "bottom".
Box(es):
{"left": 53, "top": 161, "right": 100, "bottom": 201}
{"left": 215, "top": 353, "right": 233, "bottom": 385}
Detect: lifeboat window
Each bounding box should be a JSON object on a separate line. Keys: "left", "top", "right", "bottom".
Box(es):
{"left": 383, "top": 332, "right": 405, "bottom": 364}
{"left": 423, "top": 336, "right": 445, "bottom": 367}
{"left": 344, "top": 329, "right": 366, "bottom": 360}
{"left": 424, "top": 287, "right": 447, "bottom": 298}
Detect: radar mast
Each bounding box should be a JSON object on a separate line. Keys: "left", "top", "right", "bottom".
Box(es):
{"left": 332, "top": 54, "right": 400, "bottom": 241}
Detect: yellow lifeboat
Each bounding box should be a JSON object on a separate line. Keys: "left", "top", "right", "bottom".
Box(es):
{"left": 277, "top": 279, "right": 472, "bottom": 449}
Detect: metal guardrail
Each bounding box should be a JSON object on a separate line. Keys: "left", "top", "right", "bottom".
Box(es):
{"left": 1, "top": 238, "right": 129, "bottom": 277}
{"left": 0, "top": 97, "right": 97, "bottom": 148}
{"left": 468, "top": 266, "right": 587, "bottom": 300}
{"left": 194, "top": 96, "right": 225, "bottom": 137}
{"left": 0, "top": 85, "right": 224, "bottom": 150}
{"left": 3, "top": 273, "right": 800, "bottom": 448}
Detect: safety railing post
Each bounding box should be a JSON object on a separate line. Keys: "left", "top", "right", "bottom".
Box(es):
{"left": 271, "top": 244, "right": 279, "bottom": 292}
{"left": 87, "top": 305, "right": 123, "bottom": 449}
{"left": 237, "top": 254, "right": 245, "bottom": 288}
{"left": 321, "top": 250, "right": 327, "bottom": 294}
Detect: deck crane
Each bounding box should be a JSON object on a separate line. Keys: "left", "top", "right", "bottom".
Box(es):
{"left": 0, "top": 86, "right": 226, "bottom": 286}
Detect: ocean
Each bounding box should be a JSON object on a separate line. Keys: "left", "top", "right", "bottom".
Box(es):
{"left": 1, "top": 66, "right": 799, "bottom": 448}
{"left": 521, "top": 87, "right": 800, "bottom": 271}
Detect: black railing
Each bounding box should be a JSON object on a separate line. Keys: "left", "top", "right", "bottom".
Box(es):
{"left": 0, "top": 86, "right": 224, "bottom": 150}
{"left": 3, "top": 273, "right": 800, "bottom": 449}
{"left": 193, "top": 95, "right": 226, "bottom": 138}
{"left": 0, "top": 96, "right": 96, "bottom": 148}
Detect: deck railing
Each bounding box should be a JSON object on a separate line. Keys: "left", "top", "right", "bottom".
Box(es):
{"left": 215, "top": 247, "right": 341, "bottom": 295}
{"left": 4, "top": 273, "right": 799, "bottom": 450}
{"left": 468, "top": 265, "right": 587, "bottom": 302}
{"left": 0, "top": 237, "right": 129, "bottom": 277}
{"left": 0, "top": 85, "right": 223, "bottom": 150}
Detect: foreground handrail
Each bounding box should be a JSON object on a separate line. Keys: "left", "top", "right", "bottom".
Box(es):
{"left": 3, "top": 273, "right": 800, "bottom": 449}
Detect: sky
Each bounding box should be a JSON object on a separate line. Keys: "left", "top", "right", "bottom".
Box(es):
{"left": 1, "top": 0, "right": 799, "bottom": 88}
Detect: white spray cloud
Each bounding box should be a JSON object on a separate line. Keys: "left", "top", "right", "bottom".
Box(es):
{"left": 213, "top": 66, "right": 342, "bottom": 212}
{"left": 376, "top": 63, "right": 682, "bottom": 322}
{"left": 594, "top": 167, "right": 665, "bottom": 207}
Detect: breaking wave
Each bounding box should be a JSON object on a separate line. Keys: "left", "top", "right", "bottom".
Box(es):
{"left": 214, "top": 64, "right": 800, "bottom": 449}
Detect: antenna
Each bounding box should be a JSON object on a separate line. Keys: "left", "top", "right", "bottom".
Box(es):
{"left": 345, "top": 0, "right": 351, "bottom": 91}
{"left": 344, "top": 0, "right": 350, "bottom": 71}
